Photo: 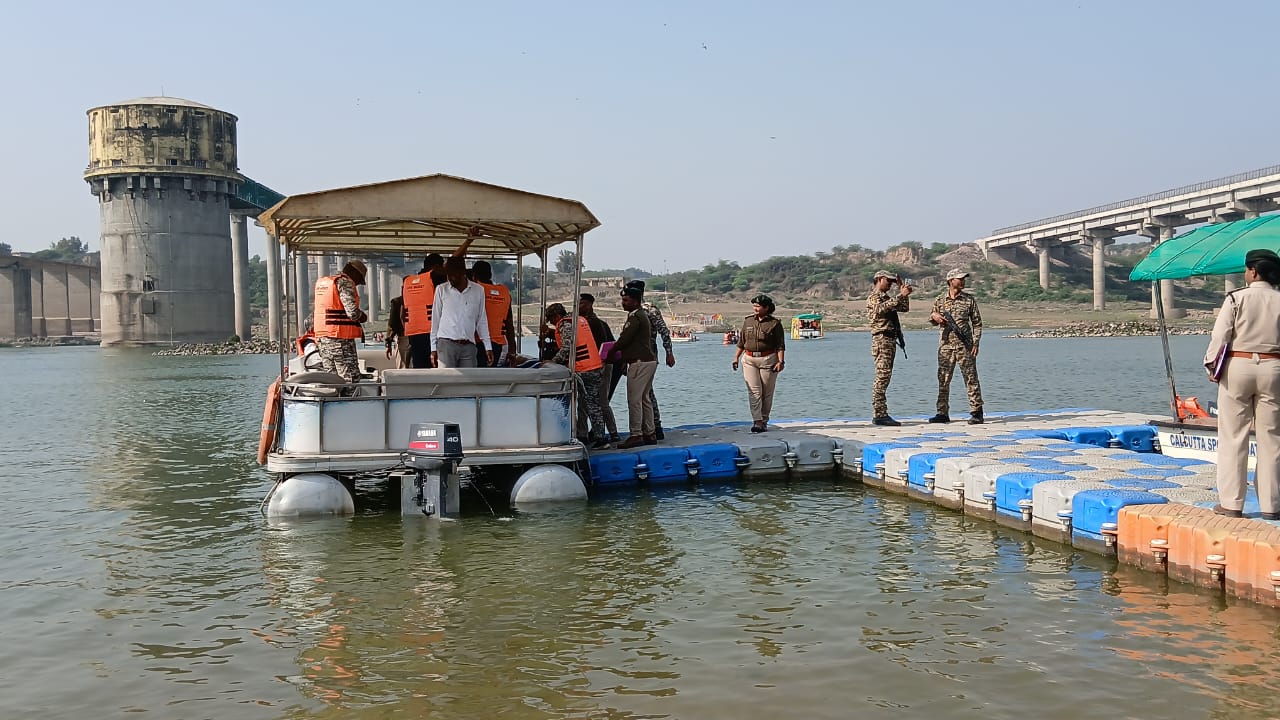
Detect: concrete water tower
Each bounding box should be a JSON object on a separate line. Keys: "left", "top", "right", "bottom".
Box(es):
{"left": 84, "top": 97, "right": 240, "bottom": 345}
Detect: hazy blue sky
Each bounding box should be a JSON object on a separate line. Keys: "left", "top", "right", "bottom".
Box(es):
{"left": 4, "top": 0, "right": 1277, "bottom": 272}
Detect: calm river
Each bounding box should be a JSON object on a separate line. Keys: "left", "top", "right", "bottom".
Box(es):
{"left": 4, "top": 331, "right": 1278, "bottom": 720}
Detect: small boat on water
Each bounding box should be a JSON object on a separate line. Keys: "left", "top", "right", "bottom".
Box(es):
{"left": 791, "top": 313, "right": 825, "bottom": 340}
{"left": 723, "top": 330, "right": 738, "bottom": 345}
{"left": 671, "top": 328, "right": 699, "bottom": 343}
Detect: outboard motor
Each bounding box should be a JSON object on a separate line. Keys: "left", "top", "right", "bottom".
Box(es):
{"left": 402, "top": 422, "right": 464, "bottom": 517}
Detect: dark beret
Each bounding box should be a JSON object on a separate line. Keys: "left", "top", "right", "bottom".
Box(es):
{"left": 625, "top": 279, "right": 646, "bottom": 292}
{"left": 751, "top": 294, "right": 774, "bottom": 308}
{"left": 620, "top": 286, "right": 644, "bottom": 299}
{"left": 1245, "top": 248, "right": 1280, "bottom": 267}
{"left": 579, "top": 293, "right": 595, "bottom": 304}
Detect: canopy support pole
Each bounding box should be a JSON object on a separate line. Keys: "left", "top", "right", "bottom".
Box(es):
{"left": 567, "top": 236, "right": 584, "bottom": 441}
{"left": 515, "top": 256, "right": 523, "bottom": 356}
{"left": 1153, "top": 281, "right": 1181, "bottom": 421}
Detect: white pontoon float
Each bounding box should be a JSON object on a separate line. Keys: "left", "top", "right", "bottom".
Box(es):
{"left": 255, "top": 174, "right": 601, "bottom": 517}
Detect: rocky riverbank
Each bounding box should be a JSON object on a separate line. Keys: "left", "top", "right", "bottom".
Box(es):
{"left": 1008, "top": 321, "right": 1211, "bottom": 339}
{"left": 0, "top": 336, "right": 100, "bottom": 348}
{"left": 153, "top": 339, "right": 286, "bottom": 356}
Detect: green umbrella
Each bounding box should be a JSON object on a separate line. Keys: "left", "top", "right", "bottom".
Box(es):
{"left": 1129, "top": 215, "right": 1280, "bottom": 280}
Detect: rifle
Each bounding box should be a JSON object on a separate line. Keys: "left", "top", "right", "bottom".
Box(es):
{"left": 940, "top": 310, "right": 974, "bottom": 353}
{"left": 889, "top": 275, "right": 909, "bottom": 357}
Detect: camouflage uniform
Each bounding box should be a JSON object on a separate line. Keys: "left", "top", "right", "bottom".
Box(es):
{"left": 318, "top": 274, "right": 362, "bottom": 382}
{"left": 931, "top": 291, "right": 983, "bottom": 415}
{"left": 552, "top": 317, "right": 607, "bottom": 441}
{"left": 642, "top": 304, "right": 674, "bottom": 430}
{"left": 866, "top": 290, "right": 909, "bottom": 417}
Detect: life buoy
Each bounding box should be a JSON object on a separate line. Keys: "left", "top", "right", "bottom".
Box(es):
{"left": 257, "top": 378, "right": 282, "bottom": 465}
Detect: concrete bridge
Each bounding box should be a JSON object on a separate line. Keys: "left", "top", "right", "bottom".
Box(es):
{"left": 975, "top": 164, "right": 1280, "bottom": 315}
{"left": 0, "top": 257, "right": 101, "bottom": 338}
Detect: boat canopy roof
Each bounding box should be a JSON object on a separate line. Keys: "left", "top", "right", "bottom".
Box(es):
{"left": 793, "top": 313, "right": 823, "bottom": 320}
{"left": 1129, "top": 215, "right": 1280, "bottom": 281}
{"left": 257, "top": 174, "right": 600, "bottom": 258}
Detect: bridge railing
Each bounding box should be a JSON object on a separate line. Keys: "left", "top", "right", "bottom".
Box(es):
{"left": 991, "top": 163, "right": 1280, "bottom": 236}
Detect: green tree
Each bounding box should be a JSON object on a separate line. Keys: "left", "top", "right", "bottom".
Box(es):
{"left": 32, "top": 236, "right": 90, "bottom": 263}
{"left": 555, "top": 249, "right": 578, "bottom": 274}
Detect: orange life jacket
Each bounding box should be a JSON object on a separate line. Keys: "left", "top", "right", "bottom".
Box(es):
{"left": 313, "top": 274, "right": 363, "bottom": 340}
{"left": 402, "top": 272, "right": 437, "bottom": 336}
{"left": 477, "top": 281, "right": 513, "bottom": 344}
{"left": 555, "top": 316, "right": 603, "bottom": 372}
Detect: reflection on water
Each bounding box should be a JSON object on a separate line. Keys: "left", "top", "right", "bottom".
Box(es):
{"left": 2, "top": 338, "right": 1278, "bottom": 719}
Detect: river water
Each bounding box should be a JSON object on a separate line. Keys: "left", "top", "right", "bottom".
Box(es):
{"left": 4, "top": 331, "right": 1278, "bottom": 720}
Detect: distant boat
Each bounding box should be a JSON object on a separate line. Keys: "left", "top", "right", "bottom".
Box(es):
{"left": 723, "top": 330, "right": 738, "bottom": 345}
{"left": 671, "top": 327, "right": 699, "bottom": 343}
{"left": 791, "top": 313, "right": 825, "bottom": 340}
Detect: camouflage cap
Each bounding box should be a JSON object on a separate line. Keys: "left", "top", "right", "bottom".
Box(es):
{"left": 946, "top": 268, "right": 971, "bottom": 281}
{"left": 873, "top": 269, "right": 896, "bottom": 281}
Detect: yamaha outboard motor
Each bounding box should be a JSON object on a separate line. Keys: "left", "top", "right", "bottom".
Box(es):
{"left": 402, "top": 422, "right": 464, "bottom": 517}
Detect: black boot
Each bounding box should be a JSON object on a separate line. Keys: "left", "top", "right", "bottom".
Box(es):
{"left": 968, "top": 411, "right": 984, "bottom": 425}
{"left": 927, "top": 413, "right": 950, "bottom": 424}
{"left": 872, "top": 416, "right": 901, "bottom": 427}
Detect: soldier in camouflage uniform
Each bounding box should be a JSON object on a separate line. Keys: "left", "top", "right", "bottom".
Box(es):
{"left": 316, "top": 260, "right": 368, "bottom": 384}
{"left": 547, "top": 304, "right": 610, "bottom": 449}
{"left": 928, "top": 268, "right": 984, "bottom": 424}
{"left": 866, "top": 269, "right": 912, "bottom": 425}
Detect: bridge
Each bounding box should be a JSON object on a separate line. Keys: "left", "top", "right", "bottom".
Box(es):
{"left": 974, "top": 165, "right": 1280, "bottom": 315}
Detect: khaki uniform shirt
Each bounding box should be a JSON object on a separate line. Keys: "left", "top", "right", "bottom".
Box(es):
{"left": 737, "top": 315, "right": 785, "bottom": 354}
{"left": 867, "top": 291, "right": 908, "bottom": 335}
{"left": 931, "top": 291, "right": 982, "bottom": 346}
{"left": 1205, "top": 281, "right": 1280, "bottom": 365}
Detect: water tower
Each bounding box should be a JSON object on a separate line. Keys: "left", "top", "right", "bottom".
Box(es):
{"left": 84, "top": 97, "right": 240, "bottom": 345}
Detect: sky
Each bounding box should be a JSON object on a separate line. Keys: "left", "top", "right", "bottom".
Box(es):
{"left": 4, "top": 0, "right": 1279, "bottom": 273}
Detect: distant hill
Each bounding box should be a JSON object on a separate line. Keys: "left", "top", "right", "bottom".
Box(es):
{"left": 614, "top": 241, "right": 1225, "bottom": 309}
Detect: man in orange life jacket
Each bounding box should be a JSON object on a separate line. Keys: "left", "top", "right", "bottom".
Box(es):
{"left": 543, "top": 302, "right": 610, "bottom": 449}
{"left": 401, "top": 253, "right": 445, "bottom": 368}
{"left": 470, "top": 260, "right": 516, "bottom": 367}
{"left": 313, "top": 260, "right": 368, "bottom": 382}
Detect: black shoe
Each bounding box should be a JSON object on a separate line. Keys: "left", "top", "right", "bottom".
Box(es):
{"left": 750, "top": 423, "right": 765, "bottom": 433}
{"left": 609, "top": 434, "right": 622, "bottom": 443}
{"left": 590, "top": 437, "right": 612, "bottom": 450}
{"left": 872, "top": 416, "right": 901, "bottom": 427}
{"left": 1262, "top": 512, "right": 1280, "bottom": 521}
{"left": 655, "top": 428, "right": 665, "bottom": 440}
{"left": 928, "top": 414, "right": 950, "bottom": 424}
{"left": 968, "top": 412, "right": 984, "bottom": 425}
{"left": 1212, "top": 504, "right": 1243, "bottom": 518}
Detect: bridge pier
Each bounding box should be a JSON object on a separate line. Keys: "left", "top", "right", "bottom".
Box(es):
{"left": 1147, "top": 225, "right": 1185, "bottom": 320}
{"left": 1036, "top": 242, "right": 1051, "bottom": 290}
{"left": 266, "top": 233, "right": 283, "bottom": 342}
{"left": 231, "top": 214, "right": 252, "bottom": 342}
{"left": 295, "top": 250, "right": 311, "bottom": 335}
{"left": 366, "top": 260, "right": 380, "bottom": 323}
{"left": 1091, "top": 236, "right": 1107, "bottom": 311}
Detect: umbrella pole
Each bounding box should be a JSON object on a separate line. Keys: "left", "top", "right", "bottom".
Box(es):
{"left": 1153, "top": 281, "right": 1181, "bottom": 422}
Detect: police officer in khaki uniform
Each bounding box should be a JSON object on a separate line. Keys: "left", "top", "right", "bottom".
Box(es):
{"left": 867, "top": 270, "right": 912, "bottom": 425}
{"left": 929, "top": 268, "right": 983, "bottom": 424}
{"left": 1205, "top": 248, "right": 1280, "bottom": 519}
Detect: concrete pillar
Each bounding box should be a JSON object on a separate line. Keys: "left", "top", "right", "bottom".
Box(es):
{"left": 365, "top": 260, "right": 380, "bottom": 322}
{"left": 29, "top": 264, "right": 44, "bottom": 337}
{"left": 43, "top": 264, "right": 71, "bottom": 336}
{"left": 265, "top": 233, "right": 282, "bottom": 343}
{"left": 1152, "top": 226, "right": 1185, "bottom": 319}
{"left": 0, "top": 262, "right": 32, "bottom": 338}
{"left": 66, "top": 265, "right": 93, "bottom": 333}
{"left": 1036, "top": 243, "right": 1051, "bottom": 290}
{"left": 295, "top": 251, "right": 311, "bottom": 334}
{"left": 231, "top": 214, "right": 252, "bottom": 341}
{"left": 1091, "top": 236, "right": 1106, "bottom": 311}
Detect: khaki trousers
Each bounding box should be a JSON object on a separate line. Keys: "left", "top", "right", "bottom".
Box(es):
{"left": 1216, "top": 356, "right": 1280, "bottom": 513}
{"left": 626, "top": 360, "right": 658, "bottom": 435}
{"left": 742, "top": 352, "right": 779, "bottom": 423}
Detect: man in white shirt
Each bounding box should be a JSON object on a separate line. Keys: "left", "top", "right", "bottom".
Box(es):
{"left": 431, "top": 256, "right": 494, "bottom": 368}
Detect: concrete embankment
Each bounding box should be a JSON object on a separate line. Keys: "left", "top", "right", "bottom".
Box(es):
{"left": 1009, "top": 321, "right": 1210, "bottom": 339}
{"left": 0, "top": 336, "right": 99, "bottom": 348}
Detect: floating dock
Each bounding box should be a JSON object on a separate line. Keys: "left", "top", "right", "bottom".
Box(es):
{"left": 590, "top": 409, "right": 1280, "bottom": 609}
